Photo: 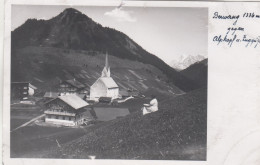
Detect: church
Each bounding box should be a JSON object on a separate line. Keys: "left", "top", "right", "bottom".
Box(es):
{"left": 90, "top": 54, "right": 119, "bottom": 101}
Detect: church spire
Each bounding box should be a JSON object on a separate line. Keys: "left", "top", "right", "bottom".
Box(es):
{"left": 101, "top": 52, "right": 111, "bottom": 77}
{"left": 105, "top": 52, "right": 109, "bottom": 70}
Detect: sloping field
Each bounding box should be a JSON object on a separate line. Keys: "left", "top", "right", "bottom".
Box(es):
{"left": 42, "top": 88, "right": 207, "bottom": 160}
{"left": 11, "top": 104, "right": 43, "bottom": 130}
{"left": 180, "top": 59, "right": 208, "bottom": 88}
{"left": 12, "top": 46, "right": 183, "bottom": 95}
{"left": 11, "top": 126, "right": 88, "bottom": 158}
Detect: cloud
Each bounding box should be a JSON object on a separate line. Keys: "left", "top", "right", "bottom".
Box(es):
{"left": 104, "top": 8, "right": 137, "bottom": 22}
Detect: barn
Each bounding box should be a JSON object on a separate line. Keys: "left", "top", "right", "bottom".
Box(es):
{"left": 11, "top": 82, "right": 37, "bottom": 101}
{"left": 43, "top": 91, "right": 59, "bottom": 99}
{"left": 90, "top": 54, "right": 119, "bottom": 101}
{"left": 58, "top": 79, "right": 86, "bottom": 95}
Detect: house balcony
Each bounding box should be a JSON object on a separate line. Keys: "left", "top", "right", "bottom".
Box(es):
{"left": 44, "top": 110, "right": 76, "bottom": 116}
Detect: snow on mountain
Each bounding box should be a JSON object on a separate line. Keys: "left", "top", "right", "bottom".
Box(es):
{"left": 170, "top": 55, "right": 206, "bottom": 71}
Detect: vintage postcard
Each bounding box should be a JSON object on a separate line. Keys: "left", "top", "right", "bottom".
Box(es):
{"left": 2, "top": 1, "right": 260, "bottom": 165}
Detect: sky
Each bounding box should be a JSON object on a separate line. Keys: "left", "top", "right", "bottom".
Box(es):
{"left": 12, "top": 5, "right": 208, "bottom": 64}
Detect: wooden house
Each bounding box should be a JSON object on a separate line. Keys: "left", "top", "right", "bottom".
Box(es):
{"left": 11, "top": 82, "right": 37, "bottom": 101}
{"left": 44, "top": 94, "right": 89, "bottom": 126}
{"left": 58, "top": 79, "right": 86, "bottom": 95}
{"left": 128, "top": 89, "right": 139, "bottom": 97}
{"left": 119, "top": 89, "right": 139, "bottom": 98}
{"left": 119, "top": 90, "right": 129, "bottom": 98}
{"left": 98, "top": 97, "right": 112, "bottom": 103}
{"left": 43, "top": 91, "right": 59, "bottom": 99}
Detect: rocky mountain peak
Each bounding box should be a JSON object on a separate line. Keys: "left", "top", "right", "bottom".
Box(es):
{"left": 170, "top": 54, "right": 206, "bottom": 71}
{"left": 53, "top": 8, "right": 94, "bottom": 25}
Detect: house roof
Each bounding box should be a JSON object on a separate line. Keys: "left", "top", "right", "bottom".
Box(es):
{"left": 44, "top": 92, "right": 59, "bottom": 98}
{"left": 11, "top": 82, "right": 29, "bottom": 84}
{"left": 76, "top": 93, "right": 86, "bottom": 99}
{"left": 11, "top": 82, "right": 38, "bottom": 89}
{"left": 29, "top": 83, "right": 37, "bottom": 90}
{"left": 11, "top": 82, "right": 29, "bottom": 87}
{"left": 93, "top": 107, "right": 129, "bottom": 121}
{"left": 99, "top": 77, "right": 119, "bottom": 88}
{"left": 58, "top": 94, "right": 89, "bottom": 110}
{"left": 65, "top": 79, "right": 85, "bottom": 89}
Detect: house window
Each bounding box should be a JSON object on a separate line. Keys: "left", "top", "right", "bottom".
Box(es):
{"left": 69, "top": 117, "right": 71, "bottom": 121}
{"left": 56, "top": 116, "right": 58, "bottom": 119}
{"left": 63, "top": 116, "right": 66, "bottom": 120}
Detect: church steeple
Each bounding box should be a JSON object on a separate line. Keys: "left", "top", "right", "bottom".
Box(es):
{"left": 105, "top": 52, "right": 109, "bottom": 70}
{"left": 101, "top": 52, "right": 111, "bottom": 77}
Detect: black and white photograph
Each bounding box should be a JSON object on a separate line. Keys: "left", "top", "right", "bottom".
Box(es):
{"left": 10, "top": 5, "right": 208, "bottom": 160}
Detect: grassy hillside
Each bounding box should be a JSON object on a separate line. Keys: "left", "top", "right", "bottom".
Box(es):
{"left": 11, "top": 126, "right": 88, "bottom": 158}
{"left": 43, "top": 88, "right": 207, "bottom": 160}
{"left": 11, "top": 46, "right": 183, "bottom": 96}
{"left": 180, "top": 59, "right": 208, "bottom": 88}
{"left": 11, "top": 8, "right": 200, "bottom": 92}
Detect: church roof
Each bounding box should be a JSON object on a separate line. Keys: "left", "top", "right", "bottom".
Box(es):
{"left": 29, "top": 83, "right": 37, "bottom": 90}
{"left": 90, "top": 54, "right": 118, "bottom": 90}
{"left": 99, "top": 77, "right": 119, "bottom": 88}
{"left": 58, "top": 94, "right": 89, "bottom": 110}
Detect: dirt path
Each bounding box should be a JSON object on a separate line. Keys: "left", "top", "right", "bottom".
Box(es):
{"left": 11, "top": 114, "right": 45, "bottom": 132}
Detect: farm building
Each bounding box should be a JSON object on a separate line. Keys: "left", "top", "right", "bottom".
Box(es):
{"left": 11, "top": 82, "right": 37, "bottom": 101}
{"left": 28, "top": 83, "right": 37, "bottom": 95}
{"left": 44, "top": 94, "right": 90, "bottom": 126}
{"left": 43, "top": 91, "right": 59, "bottom": 99}
{"left": 128, "top": 89, "right": 139, "bottom": 97}
{"left": 90, "top": 54, "right": 119, "bottom": 101}
{"left": 119, "top": 89, "right": 139, "bottom": 98}
{"left": 119, "top": 90, "right": 129, "bottom": 98}
{"left": 58, "top": 79, "right": 86, "bottom": 95}
{"left": 98, "top": 97, "right": 112, "bottom": 103}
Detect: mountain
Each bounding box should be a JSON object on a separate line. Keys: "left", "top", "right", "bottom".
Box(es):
{"left": 43, "top": 88, "right": 207, "bottom": 160}
{"left": 11, "top": 8, "right": 200, "bottom": 92}
{"left": 180, "top": 59, "right": 208, "bottom": 88}
{"left": 170, "top": 55, "right": 206, "bottom": 71}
